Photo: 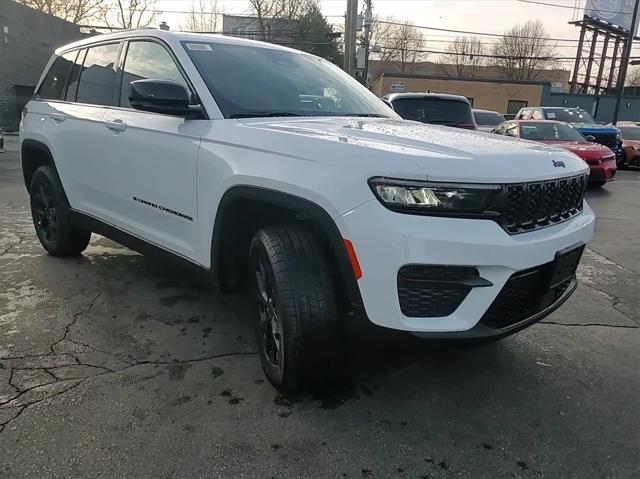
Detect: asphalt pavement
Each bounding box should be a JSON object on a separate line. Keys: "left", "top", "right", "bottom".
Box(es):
{"left": 1, "top": 135, "right": 639, "bottom": 478}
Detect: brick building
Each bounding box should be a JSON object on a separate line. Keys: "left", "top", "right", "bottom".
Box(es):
{"left": 0, "top": 0, "right": 85, "bottom": 131}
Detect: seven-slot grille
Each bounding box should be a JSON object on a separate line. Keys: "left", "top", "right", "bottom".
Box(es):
{"left": 502, "top": 174, "right": 587, "bottom": 234}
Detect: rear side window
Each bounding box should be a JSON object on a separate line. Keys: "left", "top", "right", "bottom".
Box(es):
{"left": 119, "top": 41, "right": 188, "bottom": 108}
{"left": 391, "top": 98, "right": 473, "bottom": 126}
{"left": 76, "top": 43, "right": 120, "bottom": 106}
{"left": 38, "top": 51, "right": 77, "bottom": 100}
{"left": 65, "top": 49, "right": 87, "bottom": 102}
{"left": 474, "top": 111, "right": 504, "bottom": 126}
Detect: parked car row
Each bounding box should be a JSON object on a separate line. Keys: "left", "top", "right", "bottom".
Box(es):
{"left": 383, "top": 93, "right": 637, "bottom": 187}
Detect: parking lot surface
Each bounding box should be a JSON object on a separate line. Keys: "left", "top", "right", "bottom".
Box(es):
{"left": 1, "top": 136, "right": 639, "bottom": 478}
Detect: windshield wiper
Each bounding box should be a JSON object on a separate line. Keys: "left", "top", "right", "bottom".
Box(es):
{"left": 229, "top": 112, "right": 304, "bottom": 119}
{"left": 427, "top": 119, "right": 458, "bottom": 125}
{"left": 336, "top": 113, "right": 389, "bottom": 118}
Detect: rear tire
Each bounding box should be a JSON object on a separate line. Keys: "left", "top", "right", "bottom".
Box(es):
{"left": 29, "top": 165, "right": 91, "bottom": 256}
{"left": 249, "top": 225, "right": 338, "bottom": 395}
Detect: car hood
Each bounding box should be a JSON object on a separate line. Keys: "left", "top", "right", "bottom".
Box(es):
{"left": 236, "top": 117, "right": 589, "bottom": 182}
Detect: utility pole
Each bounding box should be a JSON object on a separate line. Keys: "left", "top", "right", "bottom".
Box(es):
{"left": 343, "top": 0, "right": 358, "bottom": 76}
{"left": 362, "top": 0, "right": 373, "bottom": 85}
{"left": 612, "top": 0, "right": 640, "bottom": 124}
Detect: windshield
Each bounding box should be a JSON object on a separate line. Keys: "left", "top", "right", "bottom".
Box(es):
{"left": 520, "top": 122, "right": 585, "bottom": 141}
{"left": 474, "top": 111, "right": 505, "bottom": 126}
{"left": 618, "top": 126, "right": 640, "bottom": 140}
{"left": 182, "top": 41, "right": 393, "bottom": 119}
{"left": 391, "top": 98, "right": 473, "bottom": 125}
{"left": 546, "top": 108, "right": 595, "bottom": 124}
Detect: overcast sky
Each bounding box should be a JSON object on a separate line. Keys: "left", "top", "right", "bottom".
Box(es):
{"left": 157, "top": 0, "right": 639, "bottom": 62}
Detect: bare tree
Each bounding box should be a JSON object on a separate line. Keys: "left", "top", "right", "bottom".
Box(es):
{"left": 103, "top": 0, "right": 160, "bottom": 29}
{"left": 370, "top": 17, "right": 426, "bottom": 73}
{"left": 626, "top": 65, "right": 640, "bottom": 87}
{"left": 440, "top": 36, "right": 485, "bottom": 78}
{"left": 490, "top": 19, "right": 558, "bottom": 80}
{"left": 248, "top": 0, "right": 315, "bottom": 41}
{"left": 18, "top": 0, "right": 108, "bottom": 24}
{"left": 182, "top": 0, "right": 219, "bottom": 33}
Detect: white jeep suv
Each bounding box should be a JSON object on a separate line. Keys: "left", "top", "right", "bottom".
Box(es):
{"left": 21, "top": 30, "right": 595, "bottom": 393}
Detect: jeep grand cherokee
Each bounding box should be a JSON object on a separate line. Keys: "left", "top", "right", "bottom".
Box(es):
{"left": 20, "top": 30, "right": 595, "bottom": 393}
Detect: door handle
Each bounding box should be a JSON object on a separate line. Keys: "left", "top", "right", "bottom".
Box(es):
{"left": 50, "top": 113, "right": 65, "bottom": 123}
{"left": 104, "top": 119, "right": 127, "bottom": 132}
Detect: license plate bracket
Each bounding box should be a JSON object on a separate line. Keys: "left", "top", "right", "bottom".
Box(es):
{"left": 548, "top": 243, "right": 584, "bottom": 289}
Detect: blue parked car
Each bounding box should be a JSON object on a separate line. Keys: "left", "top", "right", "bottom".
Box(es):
{"left": 515, "top": 107, "right": 624, "bottom": 165}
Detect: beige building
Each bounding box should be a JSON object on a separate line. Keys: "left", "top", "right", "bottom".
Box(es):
{"left": 370, "top": 74, "right": 552, "bottom": 115}
{"left": 367, "top": 60, "right": 571, "bottom": 89}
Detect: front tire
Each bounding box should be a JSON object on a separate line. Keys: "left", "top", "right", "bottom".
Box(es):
{"left": 249, "top": 225, "right": 338, "bottom": 395}
{"left": 29, "top": 165, "right": 91, "bottom": 256}
{"left": 590, "top": 180, "right": 606, "bottom": 188}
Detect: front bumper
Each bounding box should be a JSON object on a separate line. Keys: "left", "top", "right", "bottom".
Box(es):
{"left": 336, "top": 199, "right": 595, "bottom": 335}
{"left": 589, "top": 159, "right": 617, "bottom": 182}
{"left": 623, "top": 147, "right": 640, "bottom": 167}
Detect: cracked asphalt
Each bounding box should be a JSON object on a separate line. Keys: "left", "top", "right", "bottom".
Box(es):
{"left": 1, "top": 136, "right": 639, "bottom": 478}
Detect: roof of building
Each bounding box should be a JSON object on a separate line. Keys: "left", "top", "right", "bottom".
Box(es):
{"left": 373, "top": 72, "right": 554, "bottom": 87}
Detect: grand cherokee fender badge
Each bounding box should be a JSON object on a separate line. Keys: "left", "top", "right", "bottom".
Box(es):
{"left": 552, "top": 160, "right": 566, "bottom": 168}
{"left": 133, "top": 196, "right": 193, "bottom": 221}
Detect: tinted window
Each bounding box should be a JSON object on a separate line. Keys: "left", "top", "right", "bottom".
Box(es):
{"left": 474, "top": 111, "right": 505, "bottom": 126}
{"left": 38, "top": 51, "right": 77, "bottom": 100}
{"left": 545, "top": 108, "right": 595, "bottom": 124}
{"left": 76, "top": 43, "right": 119, "bottom": 106}
{"left": 391, "top": 98, "right": 473, "bottom": 126}
{"left": 120, "top": 41, "right": 188, "bottom": 108}
{"left": 65, "top": 49, "right": 87, "bottom": 102}
{"left": 519, "top": 122, "right": 585, "bottom": 141}
{"left": 618, "top": 126, "right": 640, "bottom": 140}
{"left": 183, "top": 41, "right": 392, "bottom": 118}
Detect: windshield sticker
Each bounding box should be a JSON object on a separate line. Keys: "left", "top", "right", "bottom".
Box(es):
{"left": 186, "top": 43, "right": 212, "bottom": 51}
{"left": 547, "top": 112, "right": 556, "bottom": 119}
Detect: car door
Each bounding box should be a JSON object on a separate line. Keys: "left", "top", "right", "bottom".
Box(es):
{"left": 101, "top": 39, "right": 206, "bottom": 260}
{"left": 29, "top": 44, "right": 121, "bottom": 212}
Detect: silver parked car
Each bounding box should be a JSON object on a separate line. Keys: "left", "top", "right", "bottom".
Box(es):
{"left": 473, "top": 109, "right": 505, "bottom": 133}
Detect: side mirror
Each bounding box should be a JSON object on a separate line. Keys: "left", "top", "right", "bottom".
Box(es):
{"left": 129, "top": 79, "right": 204, "bottom": 118}
{"left": 585, "top": 135, "right": 596, "bottom": 142}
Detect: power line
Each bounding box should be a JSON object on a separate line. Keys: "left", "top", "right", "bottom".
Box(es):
{"left": 375, "top": 19, "right": 601, "bottom": 42}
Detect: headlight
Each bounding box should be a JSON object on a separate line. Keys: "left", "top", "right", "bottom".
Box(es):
{"left": 368, "top": 177, "right": 502, "bottom": 215}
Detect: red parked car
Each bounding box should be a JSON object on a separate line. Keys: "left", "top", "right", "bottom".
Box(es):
{"left": 493, "top": 120, "right": 616, "bottom": 187}
{"left": 616, "top": 124, "right": 640, "bottom": 168}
